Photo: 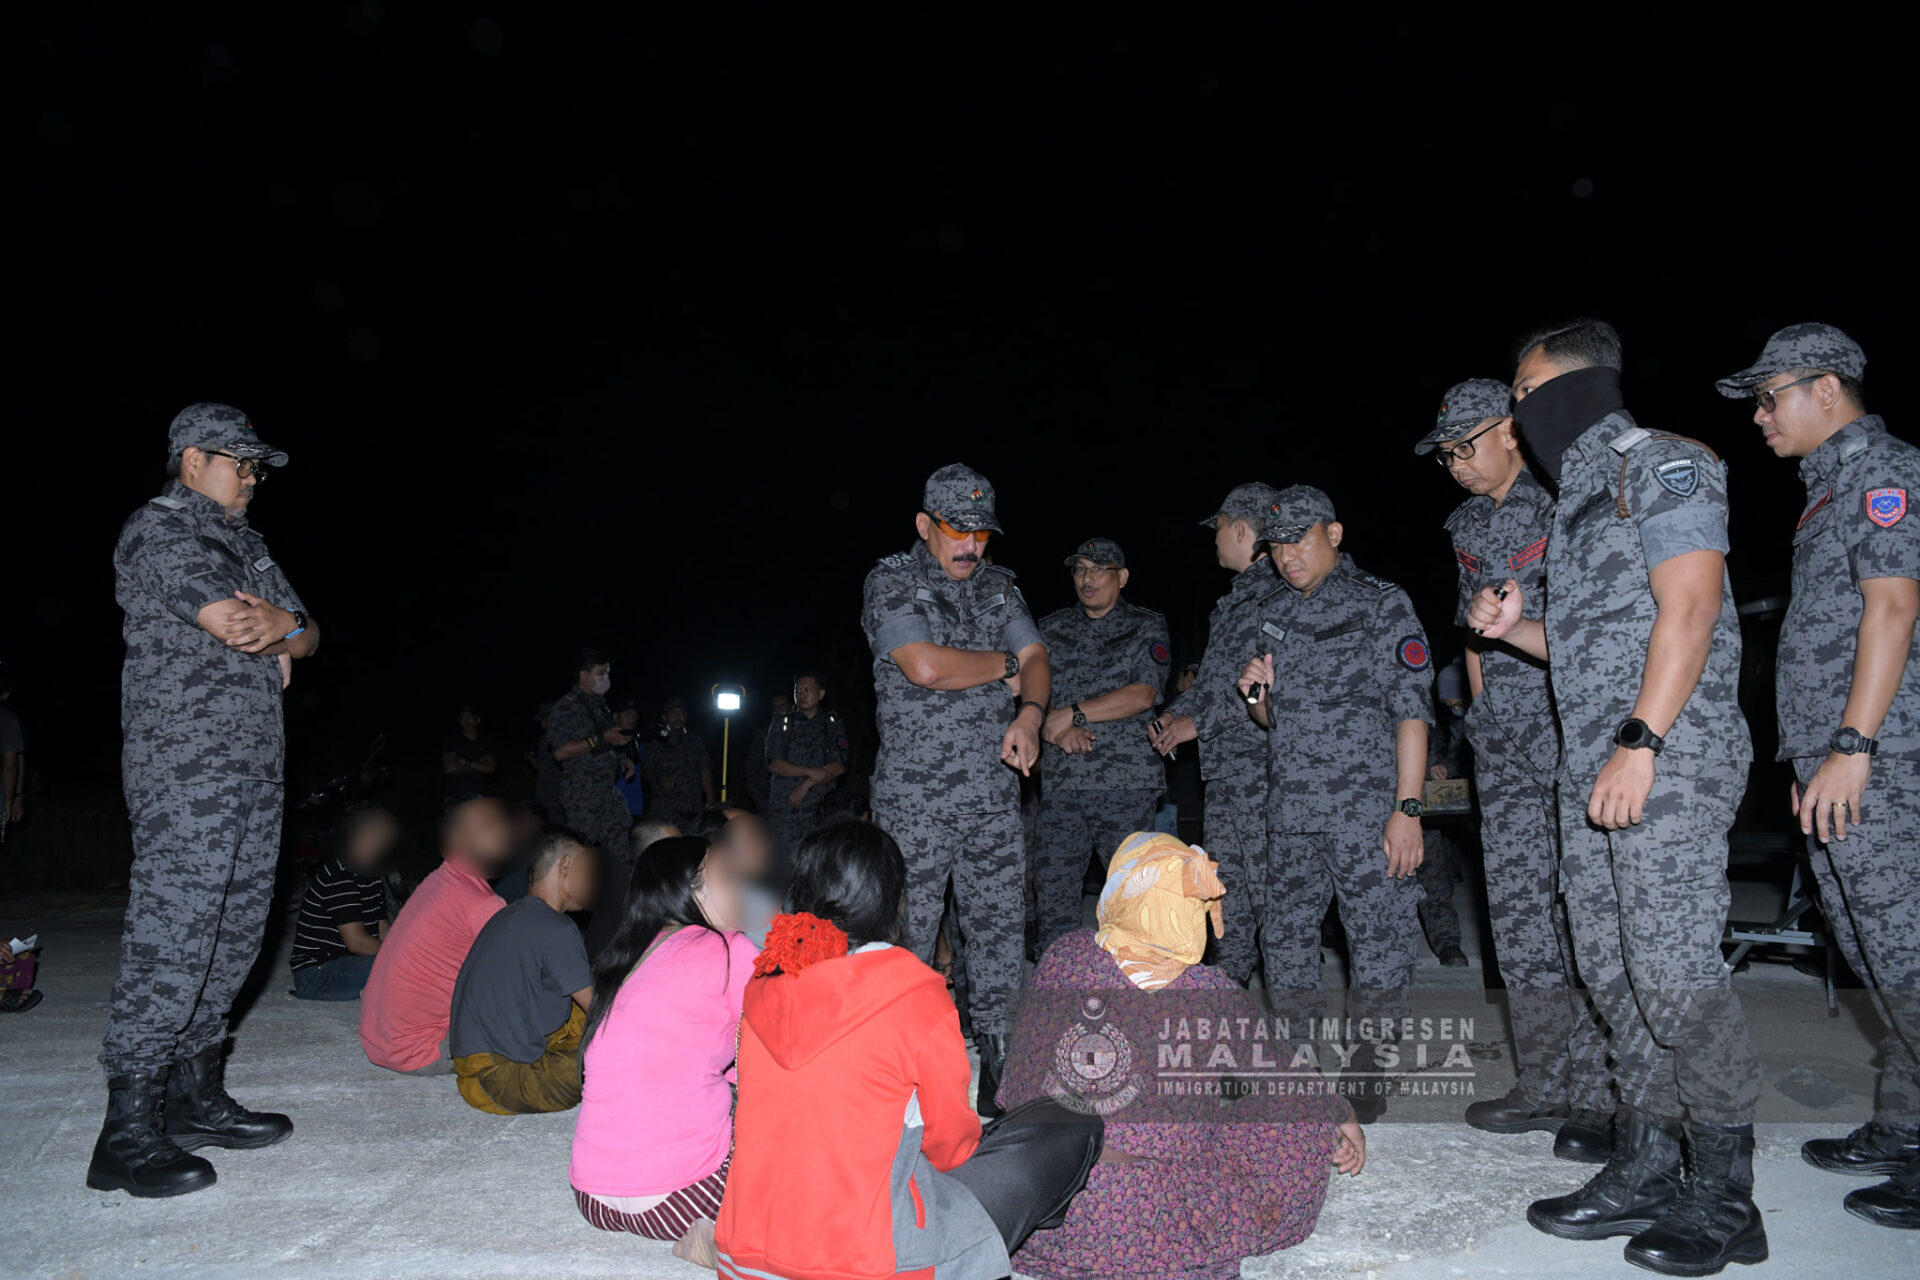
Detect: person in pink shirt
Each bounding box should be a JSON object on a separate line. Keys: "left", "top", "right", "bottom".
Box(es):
{"left": 570, "top": 834, "right": 755, "bottom": 1269}
{"left": 359, "top": 799, "right": 514, "bottom": 1074}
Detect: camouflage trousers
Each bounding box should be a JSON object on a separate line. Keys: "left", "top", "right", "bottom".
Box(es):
{"left": 101, "top": 774, "right": 284, "bottom": 1077}
{"left": 1200, "top": 771, "right": 1267, "bottom": 983}
{"left": 1557, "top": 760, "right": 1760, "bottom": 1125}
{"left": 563, "top": 776, "right": 631, "bottom": 855}
{"left": 1032, "top": 786, "right": 1159, "bottom": 956}
{"left": 1416, "top": 827, "right": 1462, "bottom": 955}
{"left": 1262, "top": 821, "right": 1423, "bottom": 1030}
{"left": 1795, "top": 756, "right": 1920, "bottom": 1126}
{"left": 1479, "top": 758, "right": 1612, "bottom": 1112}
{"left": 873, "top": 798, "right": 1023, "bottom": 1036}
{"left": 767, "top": 787, "right": 833, "bottom": 853}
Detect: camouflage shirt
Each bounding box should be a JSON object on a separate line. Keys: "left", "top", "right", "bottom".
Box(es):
{"left": 1447, "top": 465, "right": 1560, "bottom": 779}
{"left": 766, "top": 709, "right": 851, "bottom": 807}
{"left": 1037, "top": 597, "right": 1170, "bottom": 793}
{"left": 549, "top": 688, "right": 618, "bottom": 790}
{"left": 1545, "top": 411, "right": 1752, "bottom": 780}
{"left": 1163, "top": 559, "right": 1273, "bottom": 783}
{"left": 1253, "top": 556, "right": 1435, "bottom": 832}
{"left": 1779, "top": 415, "right": 1920, "bottom": 761}
{"left": 862, "top": 541, "right": 1044, "bottom": 813}
{"left": 115, "top": 481, "right": 308, "bottom": 784}
{"left": 645, "top": 726, "right": 711, "bottom": 806}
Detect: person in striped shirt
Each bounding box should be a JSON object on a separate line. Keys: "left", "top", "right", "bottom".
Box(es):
{"left": 289, "top": 806, "right": 395, "bottom": 1001}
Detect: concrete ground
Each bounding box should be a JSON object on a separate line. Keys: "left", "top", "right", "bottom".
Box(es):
{"left": 4, "top": 883, "right": 1917, "bottom": 1280}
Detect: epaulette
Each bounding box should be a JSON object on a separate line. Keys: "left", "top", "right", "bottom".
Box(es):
{"left": 1345, "top": 566, "right": 1395, "bottom": 593}
{"left": 1608, "top": 426, "right": 1653, "bottom": 455}
{"left": 878, "top": 550, "right": 914, "bottom": 568}
{"left": 780, "top": 714, "right": 791, "bottom": 731}
{"left": 150, "top": 494, "right": 187, "bottom": 511}
{"left": 1443, "top": 497, "right": 1484, "bottom": 533}
{"left": 1258, "top": 583, "right": 1291, "bottom": 606}
{"left": 980, "top": 561, "right": 1018, "bottom": 581}
{"left": 1841, "top": 434, "right": 1871, "bottom": 463}
{"left": 827, "top": 711, "right": 841, "bottom": 725}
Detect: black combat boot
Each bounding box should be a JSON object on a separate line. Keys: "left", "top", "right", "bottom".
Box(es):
{"left": 1553, "top": 1108, "right": 1617, "bottom": 1163}
{"left": 1802, "top": 1120, "right": 1920, "bottom": 1176}
{"left": 1844, "top": 1153, "right": 1920, "bottom": 1230}
{"left": 164, "top": 1045, "right": 293, "bottom": 1151}
{"left": 1623, "top": 1122, "right": 1768, "bottom": 1275}
{"left": 1528, "top": 1111, "right": 1684, "bottom": 1240}
{"left": 86, "top": 1072, "right": 217, "bottom": 1198}
{"left": 975, "top": 1033, "right": 1007, "bottom": 1120}
{"left": 1465, "top": 1084, "right": 1568, "bottom": 1135}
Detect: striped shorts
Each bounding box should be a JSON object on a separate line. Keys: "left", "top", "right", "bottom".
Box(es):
{"left": 574, "top": 1158, "right": 730, "bottom": 1242}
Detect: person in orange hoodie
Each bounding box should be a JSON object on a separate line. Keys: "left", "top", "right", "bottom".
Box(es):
{"left": 716, "top": 819, "right": 1103, "bottom": 1280}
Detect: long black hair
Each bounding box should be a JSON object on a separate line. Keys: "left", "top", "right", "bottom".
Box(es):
{"left": 787, "top": 818, "right": 907, "bottom": 949}
{"left": 580, "top": 835, "right": 720, "bottom": 1053}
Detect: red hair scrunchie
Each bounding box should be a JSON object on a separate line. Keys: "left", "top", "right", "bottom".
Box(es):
{"left": 752, "top": 912, "right": 850, "bottom": 977}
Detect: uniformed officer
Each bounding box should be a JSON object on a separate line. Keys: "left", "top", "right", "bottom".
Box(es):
{"left": 1234, "top": 485, "right": 1433, "bottom": 1122}
{"left": 1032, "top": 537, "right": 1170, "bottom": 954}
{"left": 1718, "top": 323, "right": 1920, "bottom": 1230}
{"left": 861, "top": 463, "right": 1050, "bottom": 1114}
{"left": 745, "top": 693, "right": 791, "bottom": 816}
{"left": 91, "top": 404, "right": 316, "bottom": 1198}
{"left": 547, "top": 649, "right": 634, "bottom": 854}
{"left": 643, "top": 695, "right": 715, "bottom": 825}
{"left": 1148, "top": 482, "right": 1283, "bottom": 982}
{"left": 1416, "top": 378, "right": 1615, "bottom": 1158}
{"left": 1471, "top": 319, "right": 1763, "bottom": 1273}
{"left": 765, "top": 672, "right": 850, "bottom": 848}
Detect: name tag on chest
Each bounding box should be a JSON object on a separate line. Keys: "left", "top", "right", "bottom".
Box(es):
{"left": 1261, "top": 621, "right": 1288, "bottom": 643}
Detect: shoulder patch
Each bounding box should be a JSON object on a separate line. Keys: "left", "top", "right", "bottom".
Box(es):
{"left": 1654, "top": 458, "right": 1698, "bottom": 497}
{"left": 1347, "top": 568, "right": 1394, "bottom": 593}
{"left": 1397, "top": 636, "right": 1431, "bottom": 671}
{"left": 1150, "top": 641, "right": 1170, "bottom": 664}
{"left": 1609, "top": 426, "right": 1653, "bottom": 455}
{"left": 1867, "top": 488, "right": 1908, "bottom": 528}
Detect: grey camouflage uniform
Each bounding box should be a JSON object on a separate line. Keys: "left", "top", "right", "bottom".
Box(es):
{"left": 1033, "top": 592, "right": 1169, "bottom": 953}
{"left": 103, "top": 453, "right": 307, "bottom": 1077}
{"left": 765, "top": 709, "right": 850, "bottom": 848}
{"left": 1163, "top": 537, "right": 1279, "bottom": 981}
{"left": 1771, "top": 414, "right": 1920, "bottom": 1125}
{"left": 863, "top": 536, "right": 1044, "bottom": 1037}
{"left": 549, "top": 688, "right": 630, "bottom": 851}
{"left": 1254, "top": 553, "right": 1434, "bottom": 1028}
{"left": 1448, "top": 465, "right": 1612, "bottom": 1111}
{"left": 1545, "top": 411, "right": 1759, "bottom": 1126}
{"left": 646, "top": 725, "right": 712, "bottom": 824}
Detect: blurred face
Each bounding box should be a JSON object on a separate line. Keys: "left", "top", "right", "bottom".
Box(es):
{"left": 452, "top": 799, "right": 514, "bottom": 873}
{"left": 665, "top": 705, "right": 687, "bottom": 731}
{"left": 1510, "top": 345, "right": 1566, "bottom": 403}
{"left": 457, "top": 709, "right": 480, "bottom": 735}
{"left": 916, "top": 512, "right": 988, "bottom": 581}
{"left": 1436, "top": 417, "right": 1522, "bottom": 497}
{"left": 692, "top": 851, "right": 743, "bottom": 932}
{"left": 1271, "top": 521, "right": 1343, "bottom": 594}
{"left": 180, "top": 446, "right": 260, "bottom": 520}
{"left": 793, "top": 676, "right": 824, "bottom": 714}
{"left": 1753, "top": 371, "right": 1837, "bottom": 458}
{"left": 1212, "top": 514, "right": 1255, "bottom": 571}
{"left": 1069, "top": 558, "right": 1128, "bottom": 616}
{"left": 346, "top": 811, "right": 400, "bottom": 873}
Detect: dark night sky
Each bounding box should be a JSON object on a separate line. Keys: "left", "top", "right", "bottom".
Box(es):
{"left": 4, "top": 3, "right": 1918, "bottom": 801}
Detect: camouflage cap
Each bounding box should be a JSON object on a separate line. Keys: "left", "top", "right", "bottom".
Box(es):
{"left": 1413, "top": 379, "right": 1513, "bottom": 454}
{"left": 1063, "top": 536, "right": 1126, "bottom": 568}
{"left": 1199, "top": 481, "right": 1283, "bottom": 527}
{"left": 922, "top": 463, "right": 1003, "bottom": 533}
{"left": 167, "top": 402, "right": 288, "bottom": 467}
{"left": 1715, "top": 323, "right": 1867, "bottom": 398}
{"left": 1260, "top": 484, "right": 1338, "bottom": 545}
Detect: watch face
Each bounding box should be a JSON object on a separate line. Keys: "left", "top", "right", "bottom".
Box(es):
{"left": 1834, "top": 728, "right": 1862, "bottom": 753}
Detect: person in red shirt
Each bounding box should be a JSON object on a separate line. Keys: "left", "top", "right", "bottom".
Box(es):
{"left": 359, "top": 799, "right": 515, "bottom": 1074}
{"left": 716, "top": 820, "right": 1103, "bottom": 1280}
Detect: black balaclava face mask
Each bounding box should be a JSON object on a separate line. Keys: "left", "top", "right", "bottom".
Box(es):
{"left": 1511, "top": 364, "right": 1626, "bottom": 487}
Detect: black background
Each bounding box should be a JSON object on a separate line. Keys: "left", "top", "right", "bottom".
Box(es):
{"left": 4, "top": 3, "right": 1918, "bottom": 811}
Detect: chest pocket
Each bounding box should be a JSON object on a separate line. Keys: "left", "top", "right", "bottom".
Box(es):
{"left": 1793, "top": 487, "right": 1835, "bottom": 547}
{"left": 1305, "top": 619, "right": 1370, "bottom": 694}
{"left": 1564, "top": 488, "right": 1614, "bottom": 536}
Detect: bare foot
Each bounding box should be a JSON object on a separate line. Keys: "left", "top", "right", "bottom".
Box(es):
{"left": 672, "top": 1217, "right": 718, "bottom": 1270}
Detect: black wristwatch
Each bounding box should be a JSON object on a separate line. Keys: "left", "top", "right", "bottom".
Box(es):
{"left": 1830, "top": 726, "right": 1880, "bottom": 757}
{"left": 1395, "top": 797, "right": 1425, "bottom": 818}
{"left": 1614, "top": 717, "right": 1666, "bottom": 755}
{"left": 1071, "top": 703, "right": 1087, "bottom": 728}
{"left": 1003, "top": 650, "right": 1021, "bottom": 679}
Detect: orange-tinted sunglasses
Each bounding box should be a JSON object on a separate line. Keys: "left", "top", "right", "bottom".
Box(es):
{"left": 930, "top": 514, "right": 992, "bottom": 543}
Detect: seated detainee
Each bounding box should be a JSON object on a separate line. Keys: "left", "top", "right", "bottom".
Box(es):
{"left": 705, "top": 812, "right": 779, "bottom": 948}
{"left": 715, "top": 819, "right": 1105, "bottom": 1280}
{"left": 449, "top": 826, "right": 597, "bottom": 1114}
{"left": 359, "top": 799, "right": 512, "bottom": 1074}
{"left": 289, "top": 806, "right": 396, "bottom": 1001}
{"left": 999, "top": 832, "right": 1365, "bottom": 1280}
{"left": 570, "top": 835, "right": 757, "bottom": 1267}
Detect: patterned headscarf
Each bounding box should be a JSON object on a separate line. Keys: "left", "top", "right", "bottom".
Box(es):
{"left": 1093, "top": 832, "right": 1227, "bottom": 990}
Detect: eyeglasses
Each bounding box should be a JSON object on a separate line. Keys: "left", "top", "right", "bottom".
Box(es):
{"left": 1432, "top": 422, "right": 1498, "bottom": 468}
{"left": 1753, "top": 373, "right": 1824, "bottom": 414}
{"left": 1069, "top": 563, "right": 1117, "bottom": 578}
{"left": 206, "top": 450, "right": 269, "bottom": 480}
{"left": 929, "top": 514, "right": 991, "bottom": 543}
